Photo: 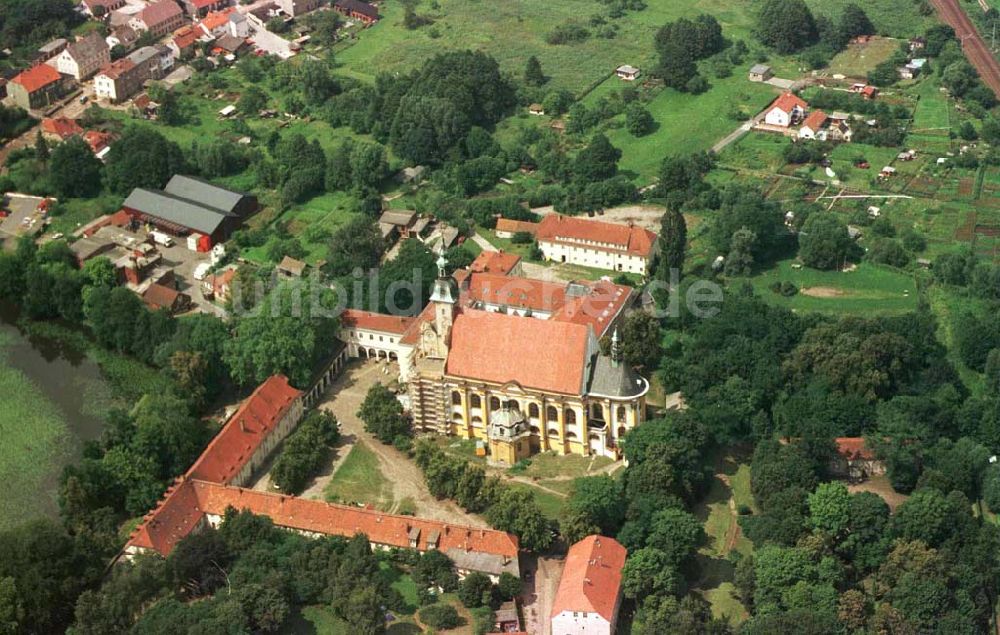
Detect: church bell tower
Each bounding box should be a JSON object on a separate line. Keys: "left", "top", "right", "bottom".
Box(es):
{"left": 426, "top": 253, "right": 458, "bottom": 358}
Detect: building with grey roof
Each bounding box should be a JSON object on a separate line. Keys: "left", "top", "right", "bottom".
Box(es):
{"left": 121, "top": 176, "right": 257, "bottom": 245}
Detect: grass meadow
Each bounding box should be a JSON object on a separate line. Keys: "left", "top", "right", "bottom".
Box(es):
{"left": 323, "top": 441, "right": 395, "bottom": 511}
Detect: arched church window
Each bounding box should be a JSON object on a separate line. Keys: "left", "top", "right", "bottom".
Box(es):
{"left": 546, "top": 406, "right": 558, "bottom": 421}
{"left": 529, "top": 403, "right": 539, "bottom": 418}
{"left": 617, "top": 406, "right": 627, "bottom": 422}
{"left": 451, "top": 391, "right": 462, "bottom": 405}
{"left": 470, "top": 394, "right": 481, "bottom": 408}
{"left": 489, "top": 396, "right": 501, "bottom": 410}
{"left": 565, "top": 409, "right": 577, "bottom": 425}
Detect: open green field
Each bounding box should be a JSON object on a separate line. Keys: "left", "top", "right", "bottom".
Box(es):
{"left": 242, "top": 191, "right": 357, "bottom": 265}
{"left": 804, "top": 0, "right": 934, "bottom": 37}
{"left": 827, "top": 36, "right": 901, "bottom": 78}
{"left": 334, "top": 0, "right": 762, "bottom": 95}
{"left": 912, "top": 77, "right": 954, "bottom": 133}
{"left": 594, "top": 73, "right": 778, "bottom": 183}
{"left": 747, "top": 259, "right": 919, "bottom": 315}
{"left": 324, "top": 441, "right": 394, "bottom": 511}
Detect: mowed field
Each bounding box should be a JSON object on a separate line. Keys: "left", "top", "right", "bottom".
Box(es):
{"left": 748, "top": 259, "right": 920, "bottom": 315}
{"left": 826, "top": 36, "right": 901, "bottom": 78}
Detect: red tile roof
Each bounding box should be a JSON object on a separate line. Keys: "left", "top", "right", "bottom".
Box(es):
{"left": 142, "top": 282, "right": 182, "bottom": 310}
{"left": 446, "top": 310, "right": 592, "bottom": 394}
{"left": 470, "top": 250, "right": 522, "bottom": 275}
{"left": 41, "top": 117, "right": 83, "bottom": 140}
{"left": 768, "top": 91, "right": 808, "bottom": 115}
{"left": 198, "top": 7, "right": 235, "bottom": 32}
{"left": 340, "top": 309, "right": 416, "bottom": 335}
{"left": 12, "top": 64, "right": 62, "bottom": 93}
{"left": 84, "top": 130, "right": 114, "bottom": 153}
{"left": 128, "top": 478, "right": 520, "bottom": 559}
{"left": 862, "top": 85, "right": 878, "bottom": 97}
{"left": 835, "top": 437, "right": 877, "bottom": 461}
{"left": 140, "top": 0, "right": 183, "bottom": 27}
{"left": 172, "top": 26, "right": 201, "bottom": 49}
{"left": 801, "top": 109, "right": 827, "bottom": 131}
{"left": 495, "top": 218, "right": 538, "bottom": 235}
{"left": 187, "top": 375, "right": 303, "bottom": 484}
{"left": 535, "top": 215, "right": 657, "bottom": 258}
{"left": 551, "top": 535, "right": 626, "bottom": 622}
{"left": 98, "top": 57, "right": 136, "bottom": 80}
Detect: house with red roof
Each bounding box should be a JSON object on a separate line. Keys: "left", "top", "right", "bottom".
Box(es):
{"left": 551, "top": 535, "right": 627, "bottom": 635}
{"left": 798, "top": 109, "right": 829, "bottom": 140}
{"left": 8, "top": 64, "right": 69, "bottom": 110}
{"left": 332, "top": 0, "right": 378, "bottom": 23}
{"left": 763, "top": 91, "right": 808, "bottom": 127}
{"left": 830, "top": 437, "right": 885, "bottom": 482}
{"left": 470, "top": 250, "right": 522, "bottom": 276}
{"left": 129, "top": 0, "right": 186, "bottom": 37}
{"left": 180, "top": 0, "right": 231, "bottom": 18}
{"left": 40, "top": 117, "right": 84, "bottom": 142}
{"left": 535, "top": 214, "right": 658, "bottom": 276}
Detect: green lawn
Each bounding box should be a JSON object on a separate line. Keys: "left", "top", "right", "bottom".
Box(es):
{"left": 596, "top": 72, "right": 778, "bottom": 184}
{"left": 826, "top": 36, "right": 901, "bottom": 78}
{"left": 334, "top": 0, "right": 763, "bottom": 95}
{"left": 912, "top": 77, "right": 953, "bottom": 133}
{"left": 324, "top": 441, "right": 395, "bottom": 511}
{"left": 510, "top": 450, "right": 614, "bottom": 480}
{"left": 747, "top": 259, "right": 919, "bottom": 315}
{"left": 804, "top": 0, "right": 934, "bottom": 37}
{"left": 508, "top": 482, "right": 567, "bottom": 520}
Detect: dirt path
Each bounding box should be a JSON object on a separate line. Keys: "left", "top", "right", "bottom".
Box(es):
{"left": 315, "top": 360, "right": 488, "bottom": 527}
{"left": 520, "top": 554, "right": 564, "bottom": 635}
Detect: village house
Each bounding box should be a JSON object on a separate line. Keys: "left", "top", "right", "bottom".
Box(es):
{"left": 229, "top": 11, "right": 249, "bottom": 37}
{"left": 909, "top": 36, "right": 927, "bottom": 53}
{"left": 47, "top": 33, "right": 109, "bottom": 81}
{"left": 535, "top": 214, "right": 658, "bottom": 275}
{"left": 106, "top": 25, "right": 140, "bottom": 51}
{"left": 551, "top": 535, "right": 627, "bottom": 635}
{"left": 469, "top": 250, "right": 523, "bottom": 276}
{"left": 798, "top": 109, "right": 828, "bottom": 140}
{"left": 8, "top": 64, "right": 69, "bottom": 110}
{"left": 279, "top": 0, "right": 322, "bottom": 16}
{"left": 748, "top": 63, "right": 773, "bottom": 82}
{"left": 122, "top": 375, "right": 521, "bottom": 580}
{"left": 830, "top": 437, "right": 886, "bottom": 482}
{"left": 203, "top": 265, "right": 237, "bottom": 302}
{"left": 615, "top": 64, "right": 640, "bottom": 81}
{"left": 763, "top": 92, "right": 807, "bottom": 127}
{"left": 169, "top": 26, "right": 203, "bottom": 60}
{"left": 196, "top": 8, "right": 236, "bottom": 37}
{"left": 40, "top": 117, "right": 83, "bottom": 142}
{"left": 212, "top": 33, "right": 248, "bottom": 57}
{"left": 84, "top": 130, "right": 115, "bottom": 160}
{"left": 378, "top": 209, "right": 418, "bottom": 241}
{"left": 94, "top": 58, "right": 141, "bottom": 103}
{"left": 82, "top": 0, "right": 127, "bottom": 17}
{"left": 179, "top": 0, "right": 231, "bottom": 18}
{"left": 142, "top": 282, "right": 191, "bottom": 314}
{"left": 332, "top": 0, "right": 379, "bottom": 24}
{"left": 898, "top": 58, "right": 927, "bottom": 80}
{"left": 130, "top": 0, "right": 186, "bottom": 38}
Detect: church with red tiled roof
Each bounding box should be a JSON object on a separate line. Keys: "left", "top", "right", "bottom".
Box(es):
{"left": 339, "top": 254, "right": 649, "bottom": 464}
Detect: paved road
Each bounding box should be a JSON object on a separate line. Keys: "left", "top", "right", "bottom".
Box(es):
{"left": 711, "top": 121, "right": 753, "bottom": 154}
{"left": 521, "top": 554, "right": 565, "bottom": 635}
{"left": 931, "top": 0, "right": 1000, "bottom": 98}
{"left": 470, "top": 232, "right": 498, "bottom": 252}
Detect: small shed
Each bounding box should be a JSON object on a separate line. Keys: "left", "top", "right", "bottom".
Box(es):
{"left": 276, "top": 255, "right": 308, "bottom": 278}
{"left": 528, "top": 103, "right": 545, "bottom": 116}
{"left": 748, "top": 64, "right": 773, "bottom": 82}
{"left": 615, "top": 64, "right": 640, "bottom": 81}
{"left": 218, "top": 104, "right": 236, "bottom": 117}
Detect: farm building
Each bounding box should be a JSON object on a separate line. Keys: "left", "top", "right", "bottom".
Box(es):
{"left": 748, "top": 64, "right": 773, "bottom": 82}
{"left": 121, "top": 175, "right": 257, "bottom": 246}
{"left": 8, "top": 64, "right": 69, "bottom": 110}
{"left": 535, "top": 214, "right": 658, "bottom": 275}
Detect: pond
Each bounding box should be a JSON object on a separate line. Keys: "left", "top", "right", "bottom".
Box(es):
{"left": 0, "top": 303, "right": 110, "bottom": 528}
